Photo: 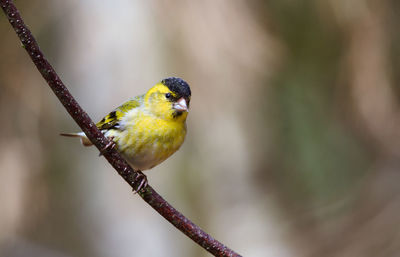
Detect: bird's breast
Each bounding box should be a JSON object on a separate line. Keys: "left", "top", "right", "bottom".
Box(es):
{"left": 108, "top": 113, "right": 186, "bottom": 170}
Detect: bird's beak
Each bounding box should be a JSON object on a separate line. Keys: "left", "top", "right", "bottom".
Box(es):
{"left": 174, "top": 97, "right": 188, "bottom": 112}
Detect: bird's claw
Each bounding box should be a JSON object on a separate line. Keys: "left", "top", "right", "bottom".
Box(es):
{"left": 132, "top": 171, "right": 148, "bottom": 194}
{"left": 99, "top": 136, "right": 116, "bottom": 156}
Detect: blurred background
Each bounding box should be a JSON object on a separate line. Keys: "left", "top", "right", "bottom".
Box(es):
{"left": 1, "top": 0, "right": 400, "bottom": 256}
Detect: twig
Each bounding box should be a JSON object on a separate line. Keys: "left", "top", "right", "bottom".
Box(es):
{"left": 0, "top": 1, "right": 241, "bottom": 256}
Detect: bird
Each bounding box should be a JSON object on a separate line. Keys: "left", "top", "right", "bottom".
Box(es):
{"left": 61, "top": 77, "right": 191, "bottom": 191}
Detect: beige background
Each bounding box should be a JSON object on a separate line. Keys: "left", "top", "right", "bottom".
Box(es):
{"left": 1, "top": 1, "right": 400, "bottom": 256}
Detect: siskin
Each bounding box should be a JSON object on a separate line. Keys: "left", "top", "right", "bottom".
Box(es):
{"left": 61, "top": 77, "right": 191, "bottom": 190}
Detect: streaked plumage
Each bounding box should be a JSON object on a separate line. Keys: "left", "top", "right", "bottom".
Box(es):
{"left": 61, "top": 77, "right": 191, "bottom": 171}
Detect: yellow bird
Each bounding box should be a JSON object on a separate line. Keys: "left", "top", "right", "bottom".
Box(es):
{"left": 61, "top": 77, "right": 191, "bottom": 189}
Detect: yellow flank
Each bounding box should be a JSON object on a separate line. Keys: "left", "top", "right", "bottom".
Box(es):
{"left": 61, "top": 77, "right": 191, "bottom": 171}
{"left": 107, "top": 110, "right": 186, "bottom": 170}
{"left": 96, "top": 95, "right": 143, "bottom": 131}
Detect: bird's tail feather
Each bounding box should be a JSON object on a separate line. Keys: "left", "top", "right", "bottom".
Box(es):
{"left": 60, "top": 132, "right": 93, "bottom": 146}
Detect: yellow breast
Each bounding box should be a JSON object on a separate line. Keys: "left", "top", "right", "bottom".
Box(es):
{"left": 105, "top": 109, "right": 187, "bottom": 170}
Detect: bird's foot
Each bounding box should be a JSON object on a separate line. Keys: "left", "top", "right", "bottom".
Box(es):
{"left": 132, "top": 170, "right": 148, "bottom": 194}
{"left": 99, "top": 136, "right": 116, "bottom": 156}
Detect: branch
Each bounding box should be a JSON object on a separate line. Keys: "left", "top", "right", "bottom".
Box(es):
{"left": 0, "top": 1, "right": 241, "bottom": 256}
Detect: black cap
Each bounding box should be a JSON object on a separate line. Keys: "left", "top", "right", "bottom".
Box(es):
{"left": 161, "top": 77, "right": 191, "bottom": 99}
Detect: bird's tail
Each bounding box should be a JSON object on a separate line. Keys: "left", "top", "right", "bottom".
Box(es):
{"left": 60, "top": 132, "right": 93, "bottom": 146}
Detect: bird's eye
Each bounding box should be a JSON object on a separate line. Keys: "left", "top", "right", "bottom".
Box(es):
{"left": 165, "top": 93, "right": 172, "bottom": 99}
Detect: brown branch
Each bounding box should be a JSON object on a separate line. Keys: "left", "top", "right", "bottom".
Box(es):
{"left": 0, "top": 1, "right": 241, "bottom": 256}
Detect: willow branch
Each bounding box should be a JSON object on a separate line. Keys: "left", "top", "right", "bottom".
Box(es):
{"left": 0, "top": 1, "right": 241, "bottom": 256}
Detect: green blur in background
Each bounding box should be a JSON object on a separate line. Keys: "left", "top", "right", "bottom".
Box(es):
{"left": 1, "top": 1, "right": 400, "bottom": 257}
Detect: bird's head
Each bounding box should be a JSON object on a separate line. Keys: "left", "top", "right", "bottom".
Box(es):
{"left": 145, "top": 77, "right": 191, "bottom": 122}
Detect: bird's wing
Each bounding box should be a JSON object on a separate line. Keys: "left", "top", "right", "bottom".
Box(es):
{"left": 96, "top": 95, "right": 143, "bottom": 131}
